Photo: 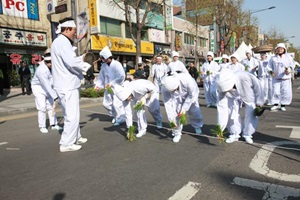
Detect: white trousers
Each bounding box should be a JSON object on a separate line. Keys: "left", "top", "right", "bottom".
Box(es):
{"left": 203, "top": 81, "right": 217, "bottom": 105}
{"left": 267, "top": 76, "right": 273, "bottom": 103}
{"left": 32, "top": 85, "right": 57, "bottom": 128}
{"left": 271, "top": 78, "right": 292, "bottom": 105}
{"left": 133, "top": 92, "right": 163, "bottom": 132}
{"left": 57, "top": 89, "right": 81, "bottom": 146}
{"left": 258, "top": 76, "right": 268, "bottom": 102}
{"left": 103, "top": 90, "right": 126, "bottom": 121}
{"left": 218, "top": 96, "right": 258, "bottom": 139}
{"left": 173, "top": 100, "right": 203, "bottom": 136}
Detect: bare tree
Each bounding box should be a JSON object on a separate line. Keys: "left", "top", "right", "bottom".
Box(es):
{"left": 111, "top": 0, "right": 163, "bottom": 67}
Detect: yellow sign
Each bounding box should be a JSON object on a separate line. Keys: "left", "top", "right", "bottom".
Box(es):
{"left": 91, "top": 35, "right": 154, "bottom": 55}
{"left": 88, "top": 0, "right": 98, "bottom": 34}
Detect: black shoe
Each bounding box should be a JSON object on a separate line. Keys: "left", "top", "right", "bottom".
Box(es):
{"left": 22, "top": 93, "right": 25, "bottom": 95}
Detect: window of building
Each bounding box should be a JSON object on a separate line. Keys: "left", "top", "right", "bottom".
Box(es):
{"left": 199, "top": 37, "right": 207, "bottom": 47}
{"left": 125, "top": 23, "right": 148, "bottom": 41}
{"left": 100, "top": 16, "right": 121, "bottom": 37}
{"left": 184, "top": 33, "right": 194, "bottom": 45}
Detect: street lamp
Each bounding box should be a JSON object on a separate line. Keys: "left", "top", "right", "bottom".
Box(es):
{"left": 245, "top": 6, "right": 276, "bottom": 45}
{"left": 250, "top": 6, "right": 276, "bottom": 14}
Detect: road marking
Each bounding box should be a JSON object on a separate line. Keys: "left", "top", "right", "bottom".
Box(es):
{"left": 249, "top": 141, "right": 300, "bottom": 182}
{"left": 6, "top": 148, "right": 20, "bottom": 150}
{"left": 0, "top": 142, "right": 8, "bottom": 146}
{"left": 168, "top": 181, "right": 201, "bottom": 200}
{"left": 276, "top": 125, "right": 300, "bottom": 139}
{"left": 232, "top": 177, "right": 300, "bottom": 200}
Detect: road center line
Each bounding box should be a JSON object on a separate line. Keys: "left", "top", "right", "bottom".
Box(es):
{"left": 168, "top": 181, "right": 201, "bottom": 200}
{"left": 0, "top": 142, "right": 8, "bottom": 146}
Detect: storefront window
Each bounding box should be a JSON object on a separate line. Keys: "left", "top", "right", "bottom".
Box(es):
{"left": 198, "top": 37, "right": 208, "bottom": 47}
{"left": 100, "top": 17, "right": 122, "bottom": 37}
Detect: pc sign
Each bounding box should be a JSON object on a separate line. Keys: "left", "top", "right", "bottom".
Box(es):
{"left": 1, "top": 0, "right": 39, "bottom": 20}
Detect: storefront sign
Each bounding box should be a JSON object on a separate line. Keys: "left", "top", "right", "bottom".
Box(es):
{"left": 91, "top": 35, "right": 154, "bottom": 55}
{"left": 10, "top": 53, "right": 42, "bottom": 65}
{"left": 165, "top": 0, "right": 173, "bottom": 30}
{"left": 0, "top": 28, "right": 47, "bottom": 47}
{"left": 88, "top": 0, "right": 99, "bottom": 34}
{"left": 175, "top": 35, "right": 182, "bottom": 51}
{"left": 0, "top": 0, "right": 39, "bottom": 20}
{"left": 146, "top": 12, "right": 164, "bottom": 30}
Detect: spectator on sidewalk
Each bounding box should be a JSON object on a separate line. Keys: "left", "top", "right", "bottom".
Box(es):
{"left": 51, "top": 17, "right": 91, "bottom": 152}
{"left": 31, "top": 49, "right": 62, "bottom": 134}
{"left": 18, "top": 61, "right": 31, "bottom": 95}
{"left": 188, "top": 62, "right": 198, "bottom": 81}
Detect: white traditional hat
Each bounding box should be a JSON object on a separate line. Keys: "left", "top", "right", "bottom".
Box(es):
{"left": 55, "top": 19, "right": 76, "bottom": 34}
{"left": 230, "top": 53, "right": 240, "bottom": 62}
{"left": 100, "top": 46, "right": 112, "bottom": 59}
{"left": 113, "top": 84, "right": 132, "bottom": 101}
{"left": 171, "top": 51, "right": 179, "bottom": 58}
{"left": 207, "top": 51, "right": 214, "bottom": 58}
{"left": 275, "top": 43, "right": 286, "bottom": 50}
{"left": 215, "top": 69, "right": 235, "bottom": 92}
{"left": 222, "top": 54, "right": 229, "bottom": 59}
{"left": 161, "top": 74, "right": 180, "bottom": 92}
{"left": 245, "top": 49, "right": 252, "bottom": 55}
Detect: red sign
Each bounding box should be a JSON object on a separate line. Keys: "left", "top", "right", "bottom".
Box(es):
{"left": 9, "top": 53, "right": 42, "bottom": 65}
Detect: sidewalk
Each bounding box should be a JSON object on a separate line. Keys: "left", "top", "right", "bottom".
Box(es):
{"left": 0, "top": 87, "right": 102, "bottom": 117}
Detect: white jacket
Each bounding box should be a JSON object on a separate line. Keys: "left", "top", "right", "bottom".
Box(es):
{"left": 167, "top": 60, "right": 188, "bottom": 74}
{"left": 96, "top": 59, "right": 125, "bottom": 89}
{"left": 31, "top": 62, "right": 57, "bottom": 99}
{"left": 51, "top": 34, "right": 88, "bottom": 92}
{"left": 202, "top": 60, "right": 220, "bottom": 82}
{"left": 268, "top": 54, "right": 295, "bottom": 80}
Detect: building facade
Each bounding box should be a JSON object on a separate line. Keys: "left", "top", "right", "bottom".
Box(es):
{"left": 0, "top": 0, "right": 52, "bottom": 88}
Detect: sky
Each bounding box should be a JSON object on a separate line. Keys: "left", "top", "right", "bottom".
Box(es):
{"left": 243, "top": 0, "right": 300, "bottom": 48}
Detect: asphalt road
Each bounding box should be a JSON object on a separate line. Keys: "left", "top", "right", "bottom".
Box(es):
{"left": 0, "top": 81, "right": 300, "bottom": 200}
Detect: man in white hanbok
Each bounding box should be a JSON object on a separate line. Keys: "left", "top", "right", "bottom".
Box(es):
{"left": 31, "top": 50, "right": 62, "bottom": 134}
{"left": 151, "top": 55, "right": 168, "bottom": 93}
{"left": 268, "top": 43, "right": 295, "bottom": 111}
{"left": 257, "top": 53, "right": 272, "bottom": 104}
{"left": 242, "top": 50, "right": 259, "bottom": 75}
{"left": 161, "top": 73, "right": 203, "bottom": 143}
{"left": 201, "top": 51, "right": 220, "bottom": 107}
{"left": 114, "top": 73, "right": 163, "bottom": 138}
{"left": 95, "top": 46, "right": 126, "bottom": 125}
{"left": 51, "top": 18, "right": 91, "bottom": 152}
{"left": 215, "top": 69, "right": 264, "bottom": 144}
{"left": 167, "top": 51, "right": 189, "bottom": 74}
{"left": 228, "top": 53, "right": 245, "bottom": 72}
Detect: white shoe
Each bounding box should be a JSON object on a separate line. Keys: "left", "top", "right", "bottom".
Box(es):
{"left": 173, "top": 135, "right": 182, "bottom": 143}
{"left": 76, "top": 137, "right": 88, "bottom": 144}
{"left": 244, "top": 137, "right": 253, "bottom": 144}
{"left": 156, "top": 121, "right": 162, "bottom": 129}
{"left": 267, "top": 103, "right": 272, "bottom": 106}
{"left": 40, "top": 127, "right": 48, "bottom": 133}
{"left": 206, "top": 104, "right": 211, "bottom": 108}
{"left": 136, "top": 130, "right": 146, "bottom": 138}
{"left": 60, "top": 144, "right": 82, "bottom": 152}
{"left": 281, "top": 107, "right": 286, "bottom": 111}
{"left": 270, "top": 105, "right": 279, "bottom": 111}
{"left": 111, "top": 117, "right": 116, "bottom": 124}
{"left": 225, "top": 137, "right": 239, "bottom": 143}
{"left": 195, "top": 128, "right": 202, "bottom": 135}
{"left": 51, "top": 124, "right": 63, "bottom": 131}
{"left": 212, "top": 103, "right": 217, "bottom": 107}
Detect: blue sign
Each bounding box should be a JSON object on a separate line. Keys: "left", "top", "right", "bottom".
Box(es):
{"left": 27, "top": 0, "right": 39, "bottom": 20}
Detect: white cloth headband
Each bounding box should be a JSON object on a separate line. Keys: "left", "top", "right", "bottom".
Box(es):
{"left": 55, "top": 20, "right": 76, "bottom": 34}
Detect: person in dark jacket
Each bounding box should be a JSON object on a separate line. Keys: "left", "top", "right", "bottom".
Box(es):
{"left": 188, "top": 62, "right": 198, "bottom": 81}
{"left": 18, "top": 61, "right": 31, "bottom": 95}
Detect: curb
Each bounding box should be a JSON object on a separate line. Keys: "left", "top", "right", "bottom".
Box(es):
{"left": 0, "top": 97, "right": 103, "bottom": 118}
